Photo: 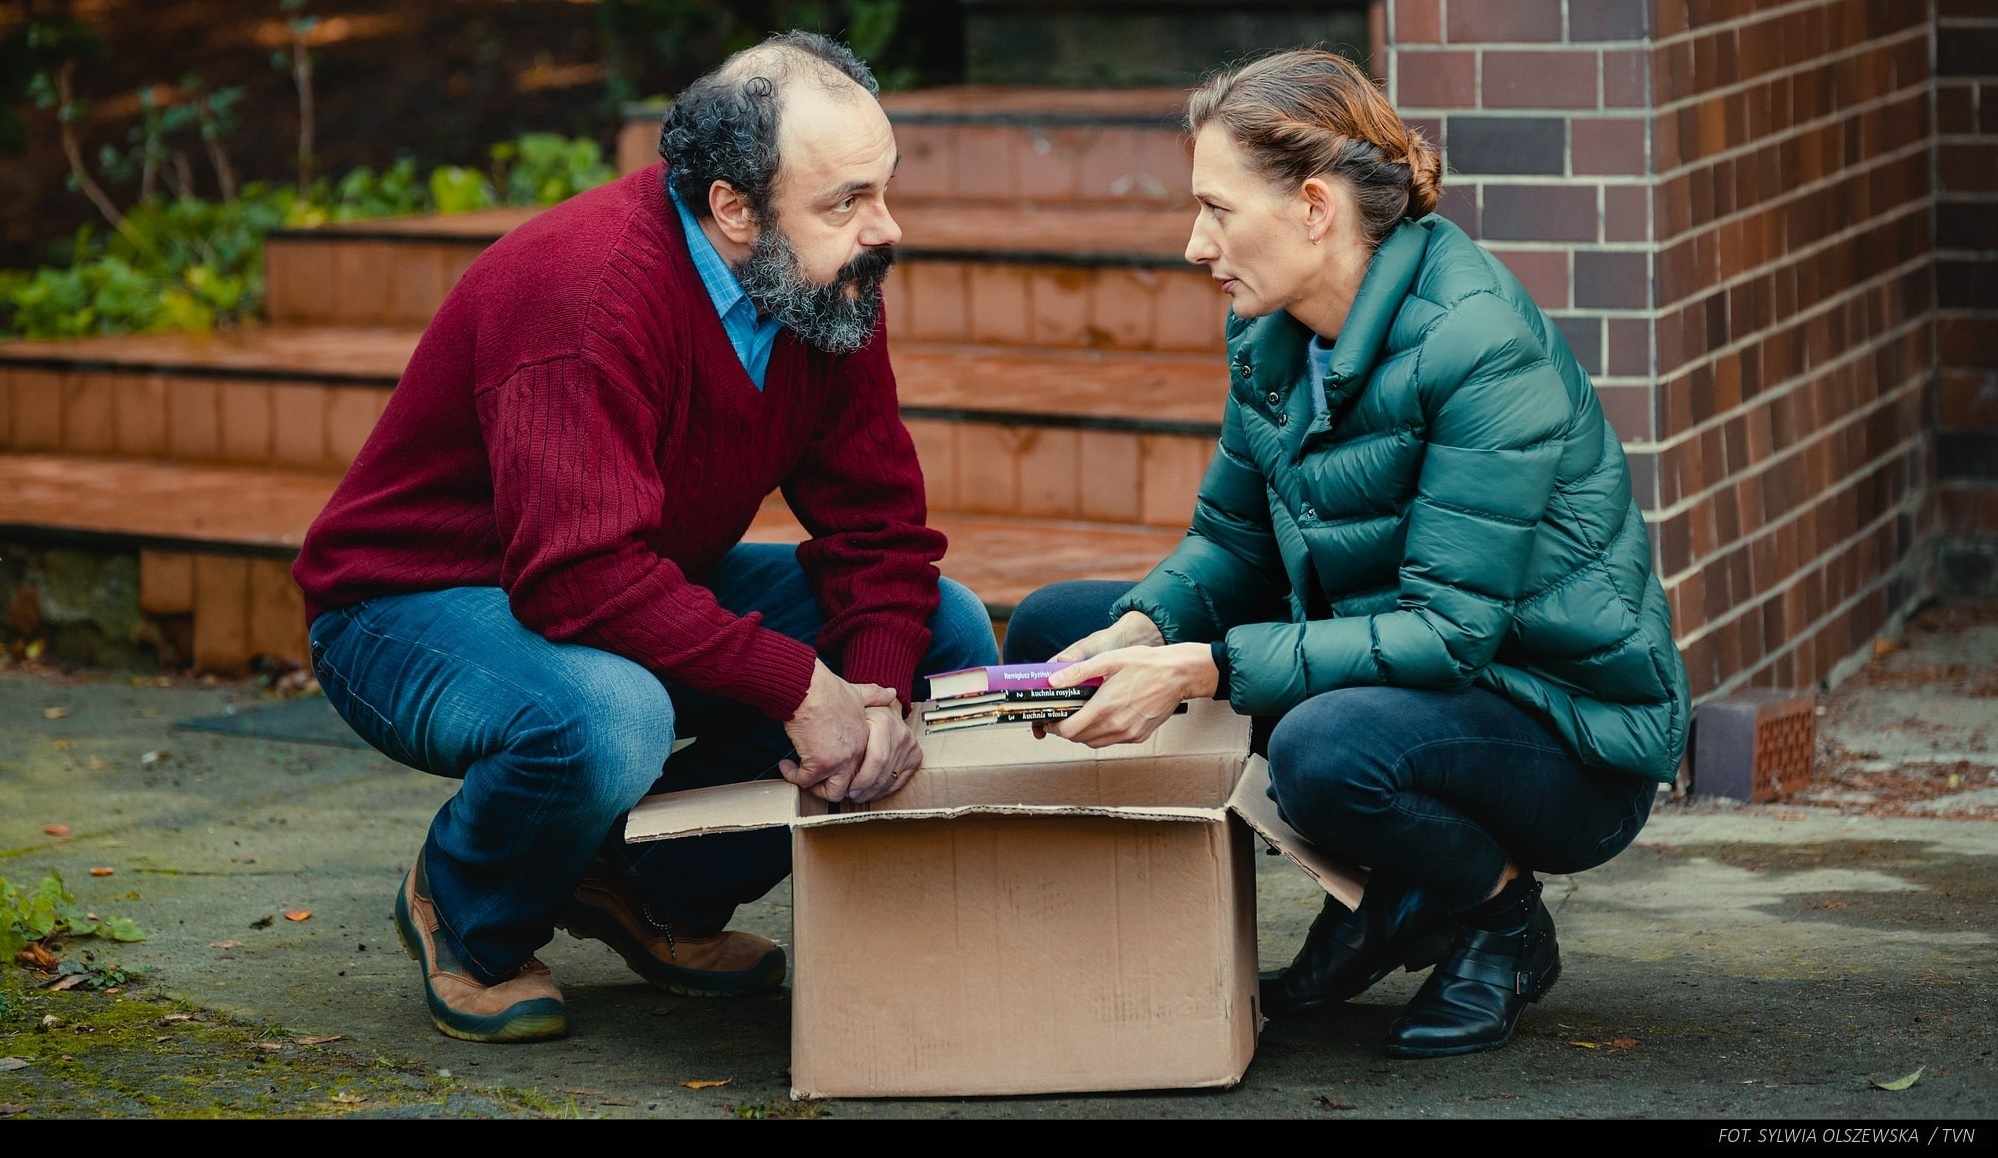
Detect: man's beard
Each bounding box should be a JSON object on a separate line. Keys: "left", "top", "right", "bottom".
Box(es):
{"left": 733, "top": 223, "right": 896, "bottom": 356}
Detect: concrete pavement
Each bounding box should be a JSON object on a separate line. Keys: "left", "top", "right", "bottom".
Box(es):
{"left": 0, "top": 601, "right": 1992, "bottom": 1119}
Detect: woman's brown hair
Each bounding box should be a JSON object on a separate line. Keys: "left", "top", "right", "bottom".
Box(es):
{"left": 1188, "top": 48, "right": 1443, "bottom": 251}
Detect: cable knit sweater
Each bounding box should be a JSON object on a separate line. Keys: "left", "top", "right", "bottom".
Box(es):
{"left": 293, "top": 164, "right": 945, "bottom": 719}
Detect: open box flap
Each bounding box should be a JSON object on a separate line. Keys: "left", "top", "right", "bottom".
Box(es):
{"left": 627, "top": 778, "right": 1231, "bottom": 843}
{"left": 625, "top": 778, "right": 818, "bottom": 843}
{"left": 793, "top": 802, "right": 1225, "bottom": 828}
{"left": 1226, "top": 755, "right": 1367, "bottom": 910}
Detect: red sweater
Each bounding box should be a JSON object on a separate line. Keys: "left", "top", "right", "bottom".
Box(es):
{"left": 293, "top": 165, "right": 945, "bottom": 719}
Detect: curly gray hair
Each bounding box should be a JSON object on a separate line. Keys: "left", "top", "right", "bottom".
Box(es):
{"left": 659, "top": 30, "right": 878, "bottom": 224}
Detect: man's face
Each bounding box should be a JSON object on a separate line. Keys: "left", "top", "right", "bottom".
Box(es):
{"left": 735, "top": 80, "right": 902, "bottom": 354}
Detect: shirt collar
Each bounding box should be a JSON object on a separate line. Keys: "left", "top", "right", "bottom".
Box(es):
{"left": 668, "top": 181, "right": 756, "bottom": 325}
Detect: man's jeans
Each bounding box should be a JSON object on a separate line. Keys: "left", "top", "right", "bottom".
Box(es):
{"left": 1004, "top": 580, "right": 1654, "bottom": 912}
{"left": 310, "top": 543, "right": 999, "bottom": 985}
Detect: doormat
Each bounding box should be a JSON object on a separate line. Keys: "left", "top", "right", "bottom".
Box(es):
{"left": 172, "top": 697, "right": 368, "bottom": 750}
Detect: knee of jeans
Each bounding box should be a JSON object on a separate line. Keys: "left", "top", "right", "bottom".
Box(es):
{"left": 928, "top": 579, "right": 1000, "bottom": 669}
{"left": 546, "top": 655, "right": 677, "bottom": 807}
{"left": 1266, "top": 691, "right": 1403, "bottom": 826}
{"left": 1002, "top": 581, "right": 1104, "bottom": 664}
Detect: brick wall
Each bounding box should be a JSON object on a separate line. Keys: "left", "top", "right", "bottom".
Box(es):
{"left": 1935, "top": 0, "right": 1998, "bottom": 596}
{"left": 1387, "top": 0, "right": 1940, "bottom": 700}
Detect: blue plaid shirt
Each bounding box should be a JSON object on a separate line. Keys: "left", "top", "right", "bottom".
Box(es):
{"left": 669, "top": 184, "right": 783, "bottom": 389}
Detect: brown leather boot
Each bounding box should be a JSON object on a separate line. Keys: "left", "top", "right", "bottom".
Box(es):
{"left": 394, "top": 855, "right": 568, "bottom": 1043}
{"left": 557, "top": 870, "right": 786, "bottom": 997}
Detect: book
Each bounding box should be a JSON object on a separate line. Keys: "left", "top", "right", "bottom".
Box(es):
{"left": 920, "top": 699, "right": 1189, "bottom": 734}
{"left": 925, "top": 686, "right": 1097, "bottom": 713}
{"left": 925, "top": 661, "right": 1102, "bottom": 700}
{"left": 924, "top": 695, "right": 1089, "bottom": 725}
{"left": 922, "top": 702, "right": 1089, "bottom": 733}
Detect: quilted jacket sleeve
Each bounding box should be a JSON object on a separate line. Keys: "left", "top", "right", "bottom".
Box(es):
{"left": 1112, "top": 395, "right": 1289, "bottom": 642}
{"left": 1225, "top": 292, "right": 1571, "bottom": 716}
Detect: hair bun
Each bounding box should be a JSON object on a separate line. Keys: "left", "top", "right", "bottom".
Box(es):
{"left": 1401, "top": 128, "right": 1442, "bottom": 219}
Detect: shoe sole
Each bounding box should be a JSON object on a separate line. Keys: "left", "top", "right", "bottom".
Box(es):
{"left": 395, "top": 884, "right": 568, "bottom": 1044}
{"left": 556, "top": 905, "right": 786, "bottom": 998}
{"left": 1383, "top": 959, "right": 1562, "bottom": 1059}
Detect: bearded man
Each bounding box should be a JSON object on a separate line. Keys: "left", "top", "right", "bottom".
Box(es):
{"left": 292, "top": 32, "right": 998, "bottom": 1044}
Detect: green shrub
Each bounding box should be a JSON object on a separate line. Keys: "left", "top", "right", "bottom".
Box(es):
{"left": 0, "top": 135, "right": 615, "bottom": 340}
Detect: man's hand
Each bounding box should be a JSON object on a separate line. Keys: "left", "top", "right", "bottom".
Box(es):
{"left": 779, "top": 664, "right": 922, "bottom": 802}
{"left": 1050, "top": 610, "right": 1165, "bottom": 662}
{"left": 1040, "top": 642, "right": 1218, "bottom": 749}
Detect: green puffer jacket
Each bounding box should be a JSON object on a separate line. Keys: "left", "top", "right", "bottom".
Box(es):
{"left": 1114, "top": 215, "right": 1690, "bottom": 783}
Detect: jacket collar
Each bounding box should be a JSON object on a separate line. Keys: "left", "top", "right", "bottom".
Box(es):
{"left": 1228, "top": 216, "right": 1435, "bottom": 460}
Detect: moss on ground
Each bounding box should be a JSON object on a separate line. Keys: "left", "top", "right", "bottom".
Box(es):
{"left": 0, "top": 971, "right": 578, "bottom": 1118}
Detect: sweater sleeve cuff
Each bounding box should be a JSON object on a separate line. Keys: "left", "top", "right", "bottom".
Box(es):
{"left": 836, "top": 622, "right": 932, "bottom": 709}
{"left": 1210, "top": 637, "right": 1233, "bottom": 701}
{"left": 727, "top": 629, "right": 822, "bottom": 721}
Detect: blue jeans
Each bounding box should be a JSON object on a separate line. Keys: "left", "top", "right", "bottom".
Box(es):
{"left": 311, "top": 543, "right": 999, "bottom": 985}
{"left": 1004, "top": 580, "right": 1654, "bottom": 911}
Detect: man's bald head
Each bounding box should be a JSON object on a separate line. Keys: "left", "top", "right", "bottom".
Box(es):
{"left": 659, "top": 30, "right": 879, "bottom": 225}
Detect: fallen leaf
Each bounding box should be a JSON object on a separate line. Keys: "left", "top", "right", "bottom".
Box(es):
{"left": 140, "top": 749, "right": 166, "bottom": 765}
{"left": 331, "top": 1092, "right": 364, "bottom": 1104}
{"left": 1611, "top": 1038, "right": 1640, "bottom": 1049}
{"left": 248, "top": 915, "right": 274, "bottom": 929}
{"left": 88, "top": 866, "right": 114, "bottom": 877}
{"left": 51, "top": 740, "right": 69, "bottom": 752}
{"left": 1314, "top": 1095, "right": 1355, "bottom": 1111}
{"left": 1871, "top": 1066, "right": 1924, "bottom": 1091}
{"left": 0, "top": 1104, "right": 26, "bottom": 1116}
{"left": 43, "top": 824, "right": 69, "bottom": 837}
{"left": 160, "top": 1013, "right": 194, "bottom": 1024}
{"left": 0, "top": 1058, "right": 28, "bottom": 1072}
{"left": 41, "top": 706, "right": 68, "bottom": 719}
{"left": 37, "top": 1016, "right": 58, "bottom": 1031}
{"left": 23, "top": 640, "right": 43, "bottom": 660}
{"left": 292, "top": 1035, "right": 342, "bottom": 1046}
{"left": 16, "top": 943, "right": 58, "bottom": 970}
{"left": 254, "top": 1042, "right": 285, "bottom": 1051}
{"left": 1569, "top": 1040, "right": 1601, "bottom": 1049}
{"left": 209, "top": 940, "right": 245, "bottom": 950}
{"left": 682, "top": 1079, "right": 731, "bottom": 1090}
{"left": 41, "top": 974, "right": 88, "bottom": 992}
{"left": 1817, "top": 898, "right": 1848, "bottom": 910}
{"left": 283, "top": 909, "right": 312, "bottom": 923}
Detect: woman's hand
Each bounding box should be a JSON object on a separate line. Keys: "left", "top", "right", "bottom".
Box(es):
{"left": 1050, "top": 611, "right": 1166, "bottom": 662}
{"left": 1039, "top": 642, "right": 1219, "bottom": 748}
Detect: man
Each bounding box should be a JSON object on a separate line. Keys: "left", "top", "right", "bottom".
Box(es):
{"left": 293, "top": 31, "right": 998, "bottom": 1044}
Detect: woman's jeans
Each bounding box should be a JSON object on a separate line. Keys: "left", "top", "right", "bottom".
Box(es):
{"left": 310, "top": 543, "right": 999, "bottom": 985}
{"left": 1004, "top": 580, "right": 1655, "bottom": 913}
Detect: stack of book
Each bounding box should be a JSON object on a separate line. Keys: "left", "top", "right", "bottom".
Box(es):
{"left": 921, "top": 662, "right": 1101, "bottom": 733}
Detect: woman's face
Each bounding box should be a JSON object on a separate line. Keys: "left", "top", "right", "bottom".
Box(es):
{"left": 1184, "top": 124, "right": 1321, "bottom": 321}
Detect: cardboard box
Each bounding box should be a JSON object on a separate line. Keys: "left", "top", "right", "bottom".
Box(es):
{"left": 626, "top": 699, "right": 1364, "bottom": 1099}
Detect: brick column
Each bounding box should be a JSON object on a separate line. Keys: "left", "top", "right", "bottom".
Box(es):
{"left": 1386, "top": 0, "right": 1937, "bottom": 700}
{"left": 1935, "top": 1, "right": 1998, "bottom": 596}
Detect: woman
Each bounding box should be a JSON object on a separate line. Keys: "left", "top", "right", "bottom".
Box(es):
{"left": 1005, "top": 48, "right": 1690, "bottom": 1059}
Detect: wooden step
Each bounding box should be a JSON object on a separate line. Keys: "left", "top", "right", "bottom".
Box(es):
{"left": 620, "top": 87, "right": 1193, "bottom": 208}
{"left": 0, "top": 330, "right": 1223, "bottom": 526}
{"left": 0, "top": 451, "right": 1181, "bottom": 671}
{"left": 262, "top": 199, "right": 1219, "bottom": 351}
{"left": 0, "top": 328, "right": 403, "bottom": 472}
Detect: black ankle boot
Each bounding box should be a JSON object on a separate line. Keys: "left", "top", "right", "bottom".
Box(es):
{"left": 1386, "top": 878, "right": 1560, "bottom": 1058}
{"left": 1259, "top": 882, "right": 1454, "bottom": 1015}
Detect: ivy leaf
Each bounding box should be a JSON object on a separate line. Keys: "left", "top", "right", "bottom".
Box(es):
{"left": 99, "top": 916, "right": 146, "bottom": 943}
